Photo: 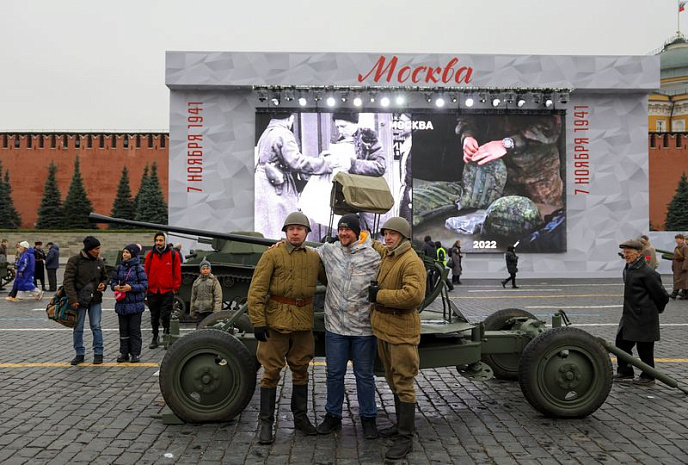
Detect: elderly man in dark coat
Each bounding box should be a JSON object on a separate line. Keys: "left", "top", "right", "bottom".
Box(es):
{"left": 614, "top": 239, "right": 669, "bottom": 386}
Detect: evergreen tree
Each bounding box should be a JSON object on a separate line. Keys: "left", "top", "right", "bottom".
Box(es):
{"left": 36, "top": 161, "right": 64, "bottom": 229}
{"left": 109, "top": 166, "right": 136, "bottom": 229}
{"left": 62, "top": 155, "right": 96, "bottom": 229}
{"left": 0, "top": 163, "right": 21, "bottom": 229}
{"left": 133, "top": 165, "right": 149, "bottom": 215}
{"left": 666, "top": 173, "right": 688, "bottom": 231}
{"left": 135, "top": 162, "right": 168, "bottom": 224}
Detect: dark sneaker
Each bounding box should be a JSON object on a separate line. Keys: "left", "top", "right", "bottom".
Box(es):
{"left": 116, "top": 354, "right": 129, "bottom": 363}
{"left": 612, "top": 373, "right": 633, "bottom": 382}
{"left": 70, "top": 355, "right": 85, "bottom": 366}
{"left": 316, "top": 413, "right": 342, "bottom": 435}
{"left": 361, "top": 417, "right": 378, "bottom": 439}
{"left": 93, "top": 355, "right": 104, "bottom": 365}
{"left": 130, "top": 355, "right": 141, "bottom": 363}
{"left": 633, "top": 377, "right": 656, "bottom": 386}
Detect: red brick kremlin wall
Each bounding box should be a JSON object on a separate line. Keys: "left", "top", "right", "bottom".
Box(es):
{"left": 0, "top": 133, "right": 168, "bottom": 229}
{"left": 649, "top": 133, "right": 688, "bottom": 231}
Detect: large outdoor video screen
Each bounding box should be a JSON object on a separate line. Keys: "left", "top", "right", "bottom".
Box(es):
{"left": 254, "top": 110, "right": 566, "bottom": 253}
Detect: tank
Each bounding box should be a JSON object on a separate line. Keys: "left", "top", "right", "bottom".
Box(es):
{"left": 89, "top": 214, "right": 274, "bottom": 322}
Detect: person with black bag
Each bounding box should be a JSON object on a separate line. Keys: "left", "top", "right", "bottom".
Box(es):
{"left": 111, "top": 244, "right": 148, "bottom": 363}
{"left": 63, "top": 236, "right": 108, "bottom": 366}
{"left": 501, "top": 245, "right": 519, "bottom": 289}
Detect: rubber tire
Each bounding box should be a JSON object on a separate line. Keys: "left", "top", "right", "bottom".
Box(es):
{"left": 481, "top": 308, "right": 537, "bottom": 380}
{"left": 197, "top": 310, "right": 254, "bottom": 333}
{"left": 159, "top": 329, "right": 257, "bottom": 423}
{"left": 518, "top": 326, "right": 612, "bottom": 418}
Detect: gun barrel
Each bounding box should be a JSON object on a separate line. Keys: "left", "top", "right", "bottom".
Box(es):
{"left": 88, "top": 212, "right": 280, "bottom": 247}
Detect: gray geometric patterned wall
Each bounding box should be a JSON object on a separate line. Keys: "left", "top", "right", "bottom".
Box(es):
{"left": 167, "top": 51, "right": 659, "bottom": 278}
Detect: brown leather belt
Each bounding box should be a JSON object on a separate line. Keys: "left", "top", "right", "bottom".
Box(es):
{"left": 270, "top": 294, "right": 313, "bottom": 307}
{"left": 373, "top": 305, "right": 416, "bottom": 315}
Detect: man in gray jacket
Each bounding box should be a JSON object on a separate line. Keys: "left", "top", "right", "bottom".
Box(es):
{"left": 45, "top": 242, "right": 60, "bottom": 292}
{"left": 315, "top": 214, "right": 381, "bottom": 439}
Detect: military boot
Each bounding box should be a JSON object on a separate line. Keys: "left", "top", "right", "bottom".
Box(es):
{"left": 291, "top": 384, "right": 317, "bottom": 435}
{"left": 385, "top": 402, "right": 416, "bottom": 460}
{"left": 378, "top": 395, "right": 400, "bottom": 437}
{"left": 258, "top": 387, "right": 277, "bottom": 445}
{"left": 670, "top": 290, "right": 679, "bottom": 300}
{"left": 149, "top": 335, "right": 159, "bottom": 349}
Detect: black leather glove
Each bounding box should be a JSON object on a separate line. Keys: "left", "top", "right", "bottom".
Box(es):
{"left": 254, "top": 326, "right": 270, "bottom": 342}
{"left": 368, "top": 281, "right": 379, "bottom": 303}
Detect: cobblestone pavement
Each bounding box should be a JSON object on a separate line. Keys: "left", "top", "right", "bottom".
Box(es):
{"left": 1, "top": 277, "right": 688, "bottom": 464}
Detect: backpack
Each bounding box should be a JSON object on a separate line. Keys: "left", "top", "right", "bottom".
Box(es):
{"left": 45, "top": 286, "right": 79, "bottom": 328}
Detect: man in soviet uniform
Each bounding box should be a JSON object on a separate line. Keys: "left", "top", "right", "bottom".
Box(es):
{"left": 670, "top": 233, "right": 688, "bottom": 299}
{"left": 247, "top": 211, "right": 326, "bottom": 445}
{"left": 368, "top": 217, "right": 426, "bottom": 460}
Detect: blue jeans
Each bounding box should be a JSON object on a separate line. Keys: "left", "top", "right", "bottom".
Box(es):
{"left": 324, "top": 330, "right": 377, "bottom": 419}
{"left": 73, "top": 303, "right": 103, "bottom": 356}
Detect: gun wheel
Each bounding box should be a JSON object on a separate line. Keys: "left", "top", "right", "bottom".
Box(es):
{"left": 159, "top": 329, "right": 257, "bottom": 423}
{"left": 519, "top": 327, "right": 612, "bottom": 418}
{"left": 481, "top": 308, "right": 536, "bottom": 379}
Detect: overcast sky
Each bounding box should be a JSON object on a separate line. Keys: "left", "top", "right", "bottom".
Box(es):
{"left": 0, "top": 0, "right": 680, "bottom": 131}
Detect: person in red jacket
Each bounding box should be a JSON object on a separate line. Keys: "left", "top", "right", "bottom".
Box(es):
{"left": 144, "top": 231, "right": 181, "bottom": 348}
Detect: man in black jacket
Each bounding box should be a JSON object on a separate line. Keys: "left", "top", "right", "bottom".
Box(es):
{"left": 614, "top": 239, "right": 669, "bottom": 386}
{"left": 63, "top": 236, "right": 109, "bottom": 366}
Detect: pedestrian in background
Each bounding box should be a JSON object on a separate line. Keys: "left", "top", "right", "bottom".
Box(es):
{"left": 450, "top": 240, "right": 463, "bottom": 285}
{"left": 501, "top": 245, "right": 519, "bottom": 289}
{"left": 144, "top": 232, "right": 181, "bottom": 349}
{"left": 45, "top": 242, "right": 60, "bottom": 292}
{"left": 190, "top": 260, "right": 222, "bottom": 327}
{"left": 34, "top": 241, "right": 47, "bottom": 291}
{"left": 111, "top": 244, "right": 147, "bottom": 363}
{"left": 64, "top": 236, "right": 108, "bottom": 365}
{"left": 670, "top": 234, "right": 688, "bottom": 300}
{"left": 0, "top": 239, "right": 8, "bottom": 291}
{"left": 8, "top": 241, "right": 43, "bottom": 301}
{"left": 613, "top": 239, "right": 669, "bottom": 386}
{"left": 421, "top": 235, "right": 436, "bottom": 258}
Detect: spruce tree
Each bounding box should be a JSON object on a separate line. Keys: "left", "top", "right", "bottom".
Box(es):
{"left": 666, "top": 173, "right": 688, "bottom": 231}
{"left": 109, "top": 166, "right": 136, "bottom": 229}
{"left": 36, "top": 161, "right": 64, "bottom": 229}
{"left": 62, "top": 155, "right": 96, "bottom": 229}
{"left": 135, "top": 162, "right": 168, "bottom": 224}
{"left": 134, "top": 165, "right": 149, "bottom": 216}
{"left": 0, "top": 164, "right": 21, "bottom": 229}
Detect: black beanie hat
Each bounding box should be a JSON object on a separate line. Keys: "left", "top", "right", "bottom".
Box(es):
{"left": 338, "top": 214, "right": 361, "bottom": 238}
{"left": 83, "top": 236, "right": 101, "bottom": 252}
{"left": 124, "top": 243, "right": 140, "bottom": 257}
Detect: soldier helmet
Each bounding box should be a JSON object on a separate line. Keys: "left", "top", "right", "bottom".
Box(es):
{"left": 380, "top": 217, "right": 411, "bottom": 239}
{"left": 282, "top": 211, "right": 311, "bottom": 232}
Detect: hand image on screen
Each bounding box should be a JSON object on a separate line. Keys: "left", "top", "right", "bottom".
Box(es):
{"left": 462, "top": 136, "right": 480, "bottom": 163}
{"left": 471, "top": 140, "right": 507, "bottom": 165}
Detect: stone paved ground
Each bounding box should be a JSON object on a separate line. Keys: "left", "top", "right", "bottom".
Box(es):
{"left": 1, "top": 277, "right": 688, "bottom": 464}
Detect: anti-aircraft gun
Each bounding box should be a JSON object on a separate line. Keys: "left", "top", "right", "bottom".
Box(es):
{"left": 89, "top": 172, "right": 688, "bottom": 425}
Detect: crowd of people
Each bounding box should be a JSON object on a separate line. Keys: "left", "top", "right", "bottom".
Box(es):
{"left": 3, "top": 213, "right": 682, "bottom": 457}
